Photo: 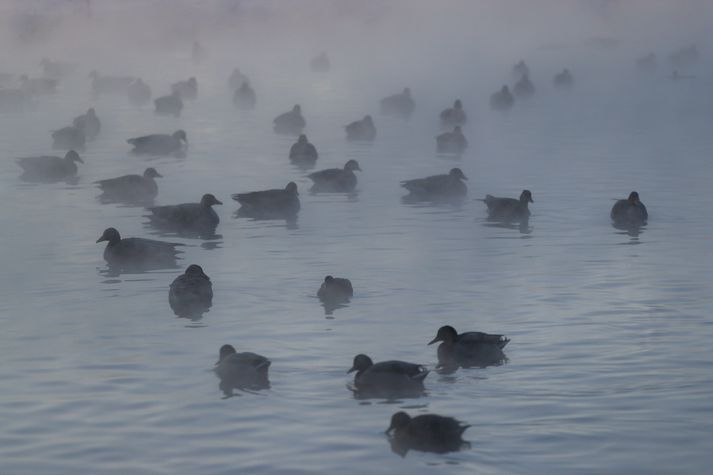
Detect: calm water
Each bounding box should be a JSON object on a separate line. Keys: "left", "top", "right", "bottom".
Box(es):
{"left": 1, "top": 47, "right": 713, "bottom": 474}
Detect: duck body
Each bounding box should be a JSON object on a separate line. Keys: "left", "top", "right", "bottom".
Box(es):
{"left": 232, "top": 182, "right": 300, "bottom": 218}
{"left": 273, "top": 105, "right": 305, "bottom": 134}
{"left": 154, "top": 92, "right": 183, "bottom": 116}
{"left": 349, "top": 354, "right": 428, "bottom": 398}
{"left": 233, "top": 82, "right": 256, "bottom": 110}
{"left": 401, "top": 168, "right": 467, "bottom": 202}
{"left": 514, "top": 74, "right": 535, "bottom": 98}
{"left": 436, "top": 127, "right": 467, "bottom": 155}
{"left": 345, "top": 115, "right": 376, "bottom": 141}
{"left": 289, "top": 135, "right": 318, "bottom": 164}
{"left": 95, "top": 167, "right": 161, "bottom": 203}
{"left": 440, "top": 100, "right": 467, "bottom": 126}
{"left": 214, "top": 344, "right": 270, "bottom": 391}
{"left": 147, "top": 194, "right": 221, "bottom": 233}
{"left": 16, "top": 151, "right": 83, "bottom": 182}
{"left": 553, "top": 69, "right": 574, "bottom": 89}
{"left": 490, "top": 86, "right": 514, "bottom": 110}
{"left": 52, "top": 126, "right": 85, "bottom": 151}
{"left": 73, "top": 108, "right": 101, "bottom": 141}
{"left": 96, "top": 227, "right": 182, "bottom": 269}
{"left": 380, "top": 88, "right": 414, "bottom": 118}
{"left": 611, "top": 191, "right": 647, "bottom": 227}
{"left": 308, "top": 160, "right": 360, "bottom": 192}
{"left": 169, "top": 264, "right": 213, "bottom": 317}
{"left": 483, "top": 190, "right": 533, "bottom": 222}
{"left": 317, "top": 276, "right": 353, "bottom": 302}
{"left": 171, "top": 77, "right": 197, "bottom": 100}
{"left": 127, "top": 130, "right": 187, "bottom": 156}
{"left": 387, "top": 412, "right": 469, "bottom": 455}
{"left": 429, "top": 325, "right": 509, "bottom": 370}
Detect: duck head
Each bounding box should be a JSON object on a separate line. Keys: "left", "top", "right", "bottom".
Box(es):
{"left": 347, "top": 354, "right": 374, "bottom": 374}
{"left": 292, "top": 104, "right": 301, "bottom": 114}
{"left": 173, "top": 130, "right": 188, "bottom": 143}
{"left": 628, "top": 191, "right": 640, "bottom": 204}
{"left": 285, "top": 182, "right": 299, "bottom": 195}
{"left": 454, "top": 99, "right": 462, "bottom": 109}
{"left": 185, "top": 264, "right": 208, "bottom": 278}
{"left": 297, "top": 134, "right": 308, "bottom": 143}
{"left": 143, "top": 167, "right": 162, "bottom": 179}
{"left": 87, "top": 108, "right": 96, "bottom": 117}
{"left": 386, "top": 412, "right": 412, "bottom": 434}
{"left": 64, "top": 150, "right": 83, "bottom": 163}
{"left": 200, "top": 193, "right": 222, "bottom": 207}
{"left": 344, "top": 160, "right": 361, "bottom": 172}
{"left": 217, "top": 344, "right": 237, "bottom": 364}
{"left": 96, "top": 227, "right": 121, "bottom": 244}
{"left": 449, "top": 168, "right": 467, "bottom": 181}
{"left": 428, "top": 325, "right": 458, "bottom": 345}
{"left": 520, "top": 189, "right": 533, "bottom": 203}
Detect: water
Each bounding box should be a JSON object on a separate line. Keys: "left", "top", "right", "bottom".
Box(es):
{"left": 2, "top": 29, "right": 713, "bottom": 475}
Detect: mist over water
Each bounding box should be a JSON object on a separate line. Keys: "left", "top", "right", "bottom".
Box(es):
{"left": 1, "top": 1, "right": 713, "bottom": 474}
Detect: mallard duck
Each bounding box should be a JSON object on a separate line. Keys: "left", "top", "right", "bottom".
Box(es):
{"left": 317, "top": 275, "right": 353, "bottom": 302}
{"left": 16, "top": 150, "right": 83, "bottom": 182}
{"left": 232, "top": 182, "right": 300, "bottom": 218}
{"left": 401, "top": 168, "right": 467, "bottom": 201}
{"left": 482, "top": 189, "right": 533, "bottom": 222}
{"left": 490, "top": 85, "right": 514, "bottom": 110}
{"left": 147, "top": 194, "right": 222, "bottom": 232}
{"left": 380, "top": 87, "right": 414, "bottom": 118}
{"left": 386, "top": 412, "right": 470, "bottom": 456}
{"left": 273, "top": 105, "right": 305, "bottom": 134}
{"left": 169, "top": 264, "right": 213, "bottom": 317}
{"left": 96, "top": 227, "right": 182, "bottom": 269}
{"left": 428, "top": 325, "right": 509, "bottom": 370}
{"left": 154, "top": 91, "right": 183, "bottom": 117}
{"left": 436, "top": 126, "right": 467, "bottom": 155}
{"left": 95, "top": 167, "right": 162, "bottom": 203}
{"left": 214, "top": 344, "right": 270, "bottom": 391}
{"left": 611, "top": 191, "right": 647, "bottom": 227}
{"left": 289, "top": 134, "right": 318, "bottom": 164}
{"left": 345, "top": 115, "right": 376, "bottom": 141}
{"left": 308, "top": 160, "right": 361, "bottom": 192}
{"left": 349, "top": 354, "right": 428, "bottom": 398}
{"left": 171, "top": 77, "right": 197, "bottom": 100}
{"left": 72, "top": 108, "right": 101, "bottom": 141}
{"left": 513, "top": 73, "right": 535, "bottom": 98}
{"left": 439, "top": 99, "right": 467, "bottom": 126}
{"left": 127, "top": 130, "right": 187, "bottom": 156}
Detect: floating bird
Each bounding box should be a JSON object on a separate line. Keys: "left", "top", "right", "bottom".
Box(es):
{"left": 317, "top": 275, "right": 353, "bottom": 302}
{"left": 273, "top": 105, "right": 306, "bottom": 134}
{"left": 436, "top": 126, "right": 467, "bottom": 155}
{"left": 289, "top": 134, "right": 318, "bottom": 165}
{"left": 440, "top": 99, "right": 467, "bottom": 126}
{"left": 310, "top": 52, "right": 330, "bottom": 72}
{"left": 154, "top": 91, "right": 183, "bottom": 117}
{"left": 232, "top": 182, "right": 300, "bottom": 218}
{"left": 16, "top": 150, "right": 83, "bottom": 182}
{"left": 228, "top": 69, "right": 248, "bottom": 90}
{"left": 482, "top": 190, "right": 533, "bottom": 222}
{"left": 169, "top": 264, "right": 213, "bottom": 318}
{"left": 490, "top": 85, "right": 514, "bottom": 110}
{"left": 512, "top": 60, "right": 530, "bottom": 80}
{"left": 345, "top": 115, "right": 376, "bottom": 141}
{"left": 553, "top": 69, "right": 574, "bottom": 89}
{"left": 171, "top": 77, "right": 197, "bottom": 100}
{"left": 96, "top": 227, "right": 182, "bottom": 269}
{"left": 308, "top": 160, "right": 361, "bottom": 192}
{"left": 429, "top": 325, "right": 509, "bottom": 370}
{"left": 349, "top": 354, "right": 428, "bottom": 399}
{"left": 214, "top": 344, "right": 270, "bottom": 392}
{"left": 95, "top": 167, "right": 162, "bottom": 203}
{"left": 401, "top": 168, "right": 467, "bottom": 202}
{"left": 233, "top": 81, "right": 256, "bottom": 110}
{"left": 127, "top": 130, "right": 187, "bottom": 156}
{"left": 89, "top": 71, "right": 134, "bottom": 96}
{"left": 147, "top": 193, "right": 222, "bottom": 233}
{"left": 611, "top": 191, "right": 648, "bottom": 228}
{"left": 72, "top": 108, "right": 101, "bottom": 141}
{"left": 52, "top": 126, "right": 85, "bottom": 151}
{"left": 514, "top": 73, "right": 535, "bottom": 98}
{"left": 380, "top": 87, "right": 414, "bottom": 118}
{"left": 386, "top": 412, "right": 470, "bottom": 456}
{"left": 127, "top": 79, "right": 152, "bottom": 105}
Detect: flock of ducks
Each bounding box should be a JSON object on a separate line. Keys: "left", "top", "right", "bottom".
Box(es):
{"left": 5, "top": 49, "right": 658, "bottom": 457}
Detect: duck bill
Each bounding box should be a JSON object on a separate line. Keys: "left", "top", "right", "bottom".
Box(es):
{"left": 427, "top": 336, "right": 440, "bottom": 345}
{"left": 385, "top": 424, "right": 395, "bottom": 434}
{"left": 216, "top": 200, "right": 223, "bottom": 205}
{"left": 96, "top": 236, "right": 106, "bottom": 243}
{"left": 347, "top": 366, "right": 357, "bottom": 374}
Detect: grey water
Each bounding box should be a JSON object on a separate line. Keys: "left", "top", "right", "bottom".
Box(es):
{"left": 1, "top": 1, "right": 713, "bottom": 474}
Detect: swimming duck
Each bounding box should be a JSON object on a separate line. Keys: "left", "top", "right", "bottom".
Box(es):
{"left": 490, "top": 85, "right": 514, "bottom": 110}
{"left": 310, "top": 52, "right": 330, "bottom": 72}
{"left": 440, "top": 99, "right": 467, "bottom": 126}
{"left": 147, "top": 193, "right": 222, "bottom": 232}
{"left": 89, "top": 71, "right": 134, "bottom": 96}
{"left": 16, "top": 150, "right": 83, "bottom": 182}
{"left": 436, "top": 126, "right": 467, "bottom": 155}
{"left": 232, "top": 182, "right": 300, "bottom": 218}
{"left": 127, "top": 78, "right": 152, "bottom": 105}
{"left": 127, "top": 130, "right": 187, "bottom": 156}
{"left": 52, "top": 126, "right": 85, "bottom": 151}
{"left": 348, "top": 354, "right": 428, "bottom": 398}
{"left": 20, "top": 75, "right": 57, "bottom": 95}
{"left": 428, "top": 325, "right": 509, "bottom": 370}
{"left": 228, "top": 69, "right": 248, "bottom": 90}
{"left": 233, "top": 81, "right": 256, "bottom": 110}
{"left": 512, "top": 60, "right": 530, "bottom": 80}
{"left": 273, "top": 105, "right": 306, "bottom": 134}
{"left": 482, "top": 190, "right": 533, "bottom": 222}
{"left": 95, "top": 167, "right": 162, "bottom": 203}
{"left": 169, "top": 264, "right": 213, "bottom": 317}
{"left": 553, "top": 69, "right": 574, "bottom": 89}
{"left": 154, "top": 91, "right": 183, "bottom": 117}
{"left": 513, "top": 73, "right": 535, "bottom": 98}
{"left": 345, "top": 115, "right": 376, "bottom": 141}
{"left": 611, "top": 191, "right": 647, "bottom": 228}
{"left": 308, "top": 160, "right": 361, "bottom": 192}
{"left": 96, "top": 227, "right": 182, "bottom": 269}
{"left": 171, "top": 77, "right": 197, "bottom": 100}
{"left": 214, "top": 344, "right": 270, "bottom": 391}
{"left": 289, "top": 134, "right": 318, "bottom": 164}
{"left": 401, "top": 168, "right": 467, "bottom": 202}
{"left": 317, "top": 275, "right": 353, "bottom": 302}
{"left": 380, "top": 87, "right": 414, "bottom": 118}
{"left": 72, "top": 108, "right": 101, "bottom": 141}
{"left": 386, "top": 412, "right": 470, "bottom": 456}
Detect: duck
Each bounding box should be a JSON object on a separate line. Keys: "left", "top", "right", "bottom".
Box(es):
{"left": 96, "top": 227, "right": 182, "bottom": 269}
{"left": 20, "top": 75, "right": 57, "bottom": 95}
{"left": 233, "top": 81, "right": 256, "bottom": 110}
{"left": 169, "top": 264, "right": 213, "bottom": 317}
{"left": 52, "top": 126, "right": 85, "bottom": 151}
{"left": 310, "top": 52, "right": 330, "bottom": 72}
{"left": 72, "top": 108, "right": 101, "bottom": 141}
{"left": 273, "top": 104, "right": 306, "bottom": 134}
{"left": 127, "top": 130, "right": 187, "bottom": 156}
{"left": 308, "top": 160, "right": 361, "bottom": 192}
{"left": 127, "top": 78, "right": 152, "bottom": 105}
{"left": 513, "top": 73, "right": 535, "bottom": 98}
{"left": 232, "top": 182, "right": 300, "bottom": 218}
{"left": 512, "top": 60, "right": 530, "bottom": 80}
{"left": 147, "top": 193, "right": 222, "bottom": 232}
{"left": 482, "top": 189, "right": 533, "bottom": 222}
{"left": 154, "top": 91, "right": 183, "bottom": 117}
{"left": 386, "top": 412, "right": 470, "bottom": 456}
{"left": 95, "top": 167, "right": 162, "bottom": 203}
{"left": 289, "top": 134, "right": 318, "bottom": 165}
{"left": 228, "top": 69, "right": 248, "bottom": 90}
{"left": 436, "top": 126, "right": 467, "bottom": 155}
{"left": 214, "top": 344, "right": 270, "bottom": 391}
{"left": 553, "top": 69, "right": 574, "bottom": 89}
{"left": 317, "top": 275, "right": 353, "bottom": 302}
{"left": 439, "top": 99, "right": 467, "bottom": 126}
{"left": 345, "top": 115, "right": 376, "bottom": 141}
{"left": 401, "top": 168, "right": 467, "bottom": 202}
{"left": 490, "top": 85, "right": 514, "bottom": 110}
{"left": 428, "top": 325, "right": 509, "bottom": 370}
{"left": 171, "top": 77, "right": 197, "bottom": 100}
{"left": 349, "top": 354, "right": 428, "bottom": 398}
{"left": 611, "top": 191, "right": 648, "bottom": 228}
{"left": 89, "top": 71, "right": 134, "bottom": 96}
{"left": 380, "top": 87, "right": 414, "bottom": 118}
{"left": 16, "top": 150, "right": 83, "bottom": 182}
